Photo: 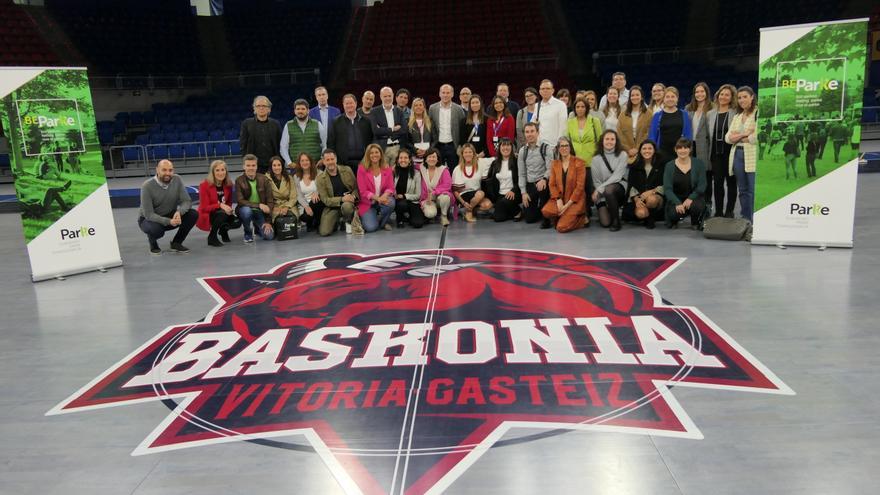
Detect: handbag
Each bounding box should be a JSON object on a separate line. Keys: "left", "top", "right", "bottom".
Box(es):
{"left": 702, "top": 217, "right": 752, "bottom": 241}
{"left": 273, "top": 214, "right": 298, "bottom": 240}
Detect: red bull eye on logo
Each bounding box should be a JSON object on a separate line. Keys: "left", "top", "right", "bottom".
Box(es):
{"left": 48, "top": 249, "right": 793, "bottom": 494}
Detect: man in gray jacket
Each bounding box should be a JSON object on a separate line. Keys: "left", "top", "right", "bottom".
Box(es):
{"left": 428, "top": 83, "right": 465, "bottom": 167}
{"left": 138, "top": 159, "right": 197, "bottom": 254}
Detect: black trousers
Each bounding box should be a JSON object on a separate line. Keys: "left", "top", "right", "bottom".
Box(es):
{"left": 138, "top": 209, "right": 198, "bottom": 244}
{"left": 209, "top": 209, "right": 239, "bottom": 234}
{"left": 437, "top": 142, "right": 458, "bottom": 168}
{"left": 806, "top": 154, "right": 817, "bottom": 177}
{"left": 665, "top": 197, "right": 706, "bottom": 226}
{"left": 711, "top": 153, "right": 736, "bottom": 217}
{"left": 342, "top": 158, "right": 360, "bottom": 175}
{"left": 524, "top": 181, "right": 550, "bottom": 223}
{"left": 596, "top": 183, "right": 625, "bottom": 226}
{"left": 300, "top": 201, "right": 325, "bottom": 231}
{"left": 493, "top": 196, "right": 521, "bottom": 222}
{"left": 394, "top": 198, "right": 425, "bottom": 228}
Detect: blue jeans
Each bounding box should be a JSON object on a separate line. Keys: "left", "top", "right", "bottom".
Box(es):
{"left": 361, "top": 198, "right": 396, "bottom": 232}
{"left": 732, "top": 148, "right": 755, "bottom": 222}
{"left": 238, "top": 206, "right": 274, "bottom": 240}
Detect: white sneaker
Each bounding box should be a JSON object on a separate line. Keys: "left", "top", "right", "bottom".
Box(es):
{"left": 345, "top": 222, "right": 352, "bottom": 234}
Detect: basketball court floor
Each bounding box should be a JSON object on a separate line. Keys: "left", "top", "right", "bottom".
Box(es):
{"left": 1, "top": 173, "right": 879, "bottom": 494}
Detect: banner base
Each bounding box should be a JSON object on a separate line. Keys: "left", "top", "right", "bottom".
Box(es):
{"left": 750, "top": 239, "right": 853, "bottom": 249}
{"left": 32, "top": 260, "right": 123, "bottom": 283}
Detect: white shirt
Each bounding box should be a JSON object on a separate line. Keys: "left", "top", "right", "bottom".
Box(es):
{"left": 452, "top": 161, "right": 489, "bottom": 193}
{"left": 631, "top": 110, "right": 641, "bottom": 134}
{"left": 373, "top": 174, "right": 382, "bottom": 198}
{"left": 383, "top": 105, "right": 398, "bottom": 145}
{"left": 497, "top": 159, "right": 514, "bottom": 195}
{"left": 530, "top": 96, "right": 568, "bottom": 145}
{"left": 438, "top": 105, "right": 453, "bottom": 143}
{"left": 603, "top": 108, "right": 620, "bottom": 132}
{"left": 297, "top": 177, "right": 317, "bottom": 209}
{"left": 692, "top": 111, "right": 703, "bottom": 136}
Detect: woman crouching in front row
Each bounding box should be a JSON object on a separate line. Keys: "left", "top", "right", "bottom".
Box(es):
{"left": 663, "top": 138, "right": 707, "bottom": 229}
{"left": 542, "top": 136, "right": 587, "bottom": 232}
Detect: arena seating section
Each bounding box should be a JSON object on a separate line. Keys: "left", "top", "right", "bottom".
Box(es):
{"left": 355, "top": 0, "right": 553, "bottom": 65}
{"left": 0, "top": 0, "right": 59, "bottom": 66}
{"left": 715, "top": 0, "right": 844, "bottom": 45}
{"left": 45, "top": 0, "right": 203, "bottom": 75}
{"left": 223, "top": 0, "right": 350, "bottom": 73}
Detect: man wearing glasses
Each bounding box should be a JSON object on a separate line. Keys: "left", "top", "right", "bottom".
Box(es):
{"left": 530, "top": 79, "right": 568, "bottom": 147}
{"left": 239, "top": 95, "right": 282, "bottom": 174}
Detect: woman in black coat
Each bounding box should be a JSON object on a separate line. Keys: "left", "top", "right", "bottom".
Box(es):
{"left": 623, "top": 140, "right": 666, "bottom": 228}
{"left": 483, "top": 138, "right": 522, "bottom": 222}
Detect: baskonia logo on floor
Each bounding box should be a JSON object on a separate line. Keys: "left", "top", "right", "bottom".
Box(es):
{"left": 49, "top": 249, "right": 793, "bottom": 494}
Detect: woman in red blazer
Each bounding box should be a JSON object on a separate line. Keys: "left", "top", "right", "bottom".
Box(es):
{"left": 486, "top": 96, "right": 516, "bottom": 157}
{"left": 357, "top": 143, "right": 396, "bottom": 232}
{"left": 197, "top": 160, "right": 237, "bottom": 246}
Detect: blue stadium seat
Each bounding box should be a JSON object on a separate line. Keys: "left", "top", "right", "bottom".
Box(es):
{"left": 129, "top": 112, "right": 144, "bottom": 125}
{"left": 168, "top": 145, "right": 185, "bottom": 159}
{"left": 230, "top": 142, "right": 241, "bottom": 155}
{"left": 149, "top": 146, "right": 169, "bottom": 160}
{"left": 184, "top": 144, "right": 203, "bottom": 159}
{"left": 213, "top": 142, "right": 230, "bottom": 156}
{"left": 209, "top": 130, "right": 224, "bottom": 141}
{"left": 149, "top": 133, "right": 165, "bottom": 144}
{"left": 224, "top": 129, "right": 238, "bottom": 140}
{"left": 135, "top": 134, "right": 150, "bottom": 145}
{"left": 122, "top": 147, "right": 144, "bottom": 162}
{"left": 194, "top": 131, "right": 209, "bottom": 141}
{"left": 164, "top": 132, "right": 180, "bottom": 143}
{"left": 179, "top": 131, "right": 194, "bottom": 142}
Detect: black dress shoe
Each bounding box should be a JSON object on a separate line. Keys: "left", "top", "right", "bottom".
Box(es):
{"left": 170, "top": 242, "right": 190, "bottom": 253}
{"left": 540, "top": 219, "right": 551, "bottom": 229}
{"left": 645, "top": 219, "right": 655, "bottom": 229}
{"left": 207, "top": 236, "right": 223, "bottom": 247}
{"left": 610, "top": 222, "right": 621, "bottom": 232}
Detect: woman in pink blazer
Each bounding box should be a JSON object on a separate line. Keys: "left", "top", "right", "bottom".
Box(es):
{"left": 357, "top": 143, "right": 397, "bottom": 232}
{"left": 418, "top": 148, "right": 454, "bottom": 225}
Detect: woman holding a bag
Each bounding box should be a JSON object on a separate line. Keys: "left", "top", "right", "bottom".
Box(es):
{"left": 267, "top": 155, "right": 299, "bottom": 240}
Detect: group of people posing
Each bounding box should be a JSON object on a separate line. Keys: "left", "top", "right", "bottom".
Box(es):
{"left": 137, "top": 75, "right": 760, "bottom": 252}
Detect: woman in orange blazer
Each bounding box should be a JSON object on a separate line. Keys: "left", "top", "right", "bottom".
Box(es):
{"left": 541, "top": 136, "right": 587, "bottom": 233}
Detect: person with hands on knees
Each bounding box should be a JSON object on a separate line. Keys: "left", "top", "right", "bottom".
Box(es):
{"left": 542, "top": 136, "right": 587, "bottom": 232}
{"left": 451, "top": 143, "right": 492, "bottom": 223}
{"left": 419, "top": 148, "right": 453, "bottom": 226}
{"left": 622, "top": 140, "right": 666, "bottom": 229}
{"left": 485, "top": 138, "right": 522, "bottom": 222}
{"left": 197, "top": 159, "right": 238, "bottom": 247}
{"left": 139, "top": 159, "right": 198, "bottom": 254}
{"left": 234, "top": 154, "right": 275, "bottom": 242}
{"left": 663, "top": 138, "right": 707, "bottom": 229}
{"left": 357, "top": 143, "right": 396, "bottom": 232}
{"left": 316, "top": 148, "right": 362, "bottom": 236}
{"left": 517, "top": 122, "right": 555, "bottom": 228}
{"left": 590, "top": 130, "right": 629, "bottom": 231}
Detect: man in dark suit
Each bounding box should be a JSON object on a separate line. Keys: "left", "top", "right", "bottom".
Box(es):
{"left": 327, "top": 93, "right": 373, "bottom": 174}
{"left": 497, "top": 82, "right": 521, "bottom": 117}
{"left": 370, "top": 86, "right": 407, "bottom": 164}
{"left": 308, "top": 86, "right": 341, "bottom": 149}
{"left": 428, "top": 83, "right": 466, "bottom": 167}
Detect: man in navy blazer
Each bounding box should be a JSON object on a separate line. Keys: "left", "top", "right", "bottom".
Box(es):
{"left": 369, "top": 86, "right": 407, "bottom": 164}
{"left": 309, "top": 86, "right": 341, "bottom": 150}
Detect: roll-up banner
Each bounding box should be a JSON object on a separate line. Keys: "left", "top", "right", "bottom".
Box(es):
{"left": 0, "top": 67, "right": 122, "bottom": 281}
{"left": 753, "top": 19, "right": 869, "bottom": 248}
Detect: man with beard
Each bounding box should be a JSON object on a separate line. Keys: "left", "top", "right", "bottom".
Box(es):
{"left": 280, "top": 99, "right": 325, "bottom": 167}
{"left": 138, "top": 159, "right": 198, "bottom": 254}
